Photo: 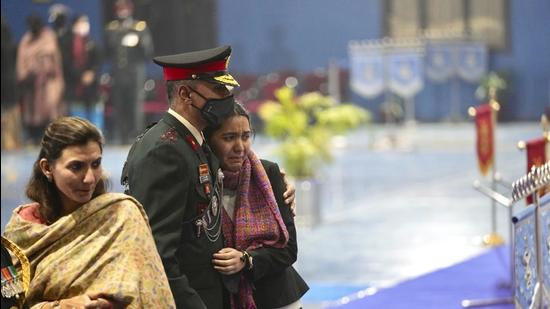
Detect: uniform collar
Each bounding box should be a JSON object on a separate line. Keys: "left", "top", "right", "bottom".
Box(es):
{"left": 167, "top": 108, "right": 204, "bottom": 145}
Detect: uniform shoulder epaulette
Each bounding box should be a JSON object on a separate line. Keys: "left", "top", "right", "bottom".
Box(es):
{"left": 106, "top": 20, "right": 120, "bottom": 30}
{"left": 160, "top": 127, "right": 178, "bottom": 144}
{"left": 134, "top": 21, "right": 147, "bottom": 31}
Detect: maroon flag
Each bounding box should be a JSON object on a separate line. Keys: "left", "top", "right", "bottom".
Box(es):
{"left": 474, "top": 104, "right": 494, "bottom": 176}
{"left": 525, "top": 137, "right": 547, "bottom": 204}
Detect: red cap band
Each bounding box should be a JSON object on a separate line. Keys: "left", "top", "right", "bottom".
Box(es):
{"left": 162, "top": 59, "right": 227, "bottom": 81}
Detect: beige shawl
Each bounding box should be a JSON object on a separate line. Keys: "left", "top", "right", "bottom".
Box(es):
{"left": 3, "top": 193, "right": 175, "bottom": 308}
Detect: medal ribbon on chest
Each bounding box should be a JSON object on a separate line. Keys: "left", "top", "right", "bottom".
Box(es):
{"left": 184, "top": 135, "right": 223, "bottom": 242}
{"left": 1, "top": 265, "right": 24, "bottom": 299}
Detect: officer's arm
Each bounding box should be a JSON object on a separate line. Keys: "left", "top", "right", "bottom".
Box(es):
{"left": 128, "top": 143, "right": 206, "bottom": 308}
{"left": 103, "top": 25, "right": 116, "bottom": 60}
{"left": 248, "top": 161, "right": 298, "bottom": 281}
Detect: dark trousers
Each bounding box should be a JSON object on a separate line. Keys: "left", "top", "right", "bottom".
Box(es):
{"left": 110, "top": 75, "right": 145, "bottom": 145}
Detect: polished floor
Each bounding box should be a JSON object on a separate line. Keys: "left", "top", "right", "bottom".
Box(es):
{"left": 1, "top": 122, "right": 540, "bottom": 307}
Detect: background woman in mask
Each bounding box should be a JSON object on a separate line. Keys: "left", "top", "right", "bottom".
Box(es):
{"left": 65, "top": 14, "right": 102, "bottom": 128}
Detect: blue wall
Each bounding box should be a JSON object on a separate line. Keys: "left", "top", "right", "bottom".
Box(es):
{"left": 218, "top": 0, "right": 549, "bottom": 121}
{"left": 2, "top": 0, "right": 548, "bottom": 120}
{"left": 218, "top": 0, "right": 382, "bottom": 74}
{"left": 491, "top": 0, "right": 550, "bottom": 120}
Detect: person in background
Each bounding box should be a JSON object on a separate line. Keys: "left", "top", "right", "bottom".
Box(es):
{"left": 206, "top": 102, "right": 309, "bottom": 309}
{"left": 48, "top": 4, "right": 72, "bottom": 107}
{"left": 48, "top": 4, "right": 71, "bottom": 44}
{"left": 16, "top": 14, "right": 64, "bottom": 144}
{"left": 105, "top": 0, "right": 153, "bottom": 144}
{"left": 1, "top": 15, "right": 22, "bottom": 150}
{"left": 3, "top": 116, "right": 175, "bottom": 308}
{"left": 65, "top": 14, "right": 102, "bottom": 129}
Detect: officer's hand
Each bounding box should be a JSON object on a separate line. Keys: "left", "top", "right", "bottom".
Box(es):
{"left": 86, "top": 293, "right": 121, "bottom": 309}
{"left": 281, "top": 168, "right": 297, "bottom": 216}
{"left": 42, "top": 294, "right": 114, "bottom": 309}
{"left": 212, "top": 247, "right": 245, "bottom": 275}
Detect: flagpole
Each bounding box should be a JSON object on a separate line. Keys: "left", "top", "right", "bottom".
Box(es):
{"left": 404, "top": 97, "right": 416, "bottom": 126}
{"left": 484, "top": 97, "right": 504, "bottom": 246}
{"left": 451, "top": 76, "right": 461, "bottom": 121}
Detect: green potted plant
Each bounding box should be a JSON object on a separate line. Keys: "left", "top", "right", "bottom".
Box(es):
{"left": 475, "top": 71, "right": 508, "bottom": 102}
{"left": 258, "top": 86, "right": 370, "bottom": 178}
{"left": 258, "top": 86, "right": 370, "bottom": 226}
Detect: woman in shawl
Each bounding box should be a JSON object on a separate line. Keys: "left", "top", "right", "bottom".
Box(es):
{"left": 205, "top": 103, "right": 309, "bottom": 309}
{"left": 3, "top": 117, "right": 175, "bottom": 309}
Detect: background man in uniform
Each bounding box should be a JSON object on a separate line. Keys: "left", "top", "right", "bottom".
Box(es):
{"left": 105, "top": 0, "right": 153, "bottom": 144}
{"left": 122, "top": 45, "right": 240, "bottom": 308}
{"left": 48, "top": 3, "right": 72, "bottom": 114}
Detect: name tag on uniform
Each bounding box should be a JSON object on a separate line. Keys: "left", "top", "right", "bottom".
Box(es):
{"left": 198, "top": 164, "right": 210, "bottom": 184}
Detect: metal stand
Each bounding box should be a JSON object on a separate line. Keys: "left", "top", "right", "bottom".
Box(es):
{"left": 482, "top": 167, "right": 505, "bottom": 246}
{"left": 468, "top": 101, "right": 506, "bottom": 247}
{"left": 461, "top": 180, "right": 515, "bottom": 308}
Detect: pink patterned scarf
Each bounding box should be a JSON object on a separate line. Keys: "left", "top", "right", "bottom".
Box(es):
{"left": 221, "top": 151, "right": 289, "bottom": 309}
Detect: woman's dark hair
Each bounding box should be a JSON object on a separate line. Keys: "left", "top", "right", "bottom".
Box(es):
{"left": 203, "top": 101, "right": 251, "bottom": 141}
{"left": 26, "top": 14, "right": 44, "bottom": 36}
{"left": 25, "top": 117, "right": 108, "bottom": 223}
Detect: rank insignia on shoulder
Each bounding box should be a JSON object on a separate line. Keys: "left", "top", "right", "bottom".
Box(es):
{"left": 160, "top": 128, "right": 178, "bottom": 143}
{"left": 106, "top": 20, "right": 120, "bottom": 30}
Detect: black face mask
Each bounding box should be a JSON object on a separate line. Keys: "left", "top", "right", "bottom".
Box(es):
{"left": 191, "top": 90, "right": 235, "bottom": 127}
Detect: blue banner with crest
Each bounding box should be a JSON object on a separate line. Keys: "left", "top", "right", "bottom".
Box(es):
{"left": 387, "top": 52, "right": 424, "bottom": 99}
{"left": 425, "top": 42, "right": 455, "bottom": 83}
{"left": 349, "top": 50, "right": 385, "bottom": 99}
{"left": 456, "top": 43, "right": 487, "bottom": 83}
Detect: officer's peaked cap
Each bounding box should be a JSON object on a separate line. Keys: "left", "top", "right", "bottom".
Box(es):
{"left": 153, "top": 45, "right": 239, "bottom": 87}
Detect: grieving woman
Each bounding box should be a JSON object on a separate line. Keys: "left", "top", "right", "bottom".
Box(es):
{"left": 205, "top": 103, "right": 309, "bottom": 309}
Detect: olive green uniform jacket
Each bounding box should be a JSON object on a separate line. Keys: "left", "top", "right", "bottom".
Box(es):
{"left": 123, "top": 112, "right": 224, "bottom": 309}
